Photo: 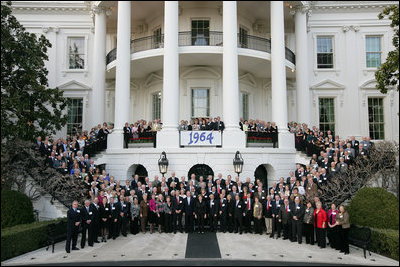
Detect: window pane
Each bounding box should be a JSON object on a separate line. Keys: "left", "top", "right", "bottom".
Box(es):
{"left": 368, "top": 98, "right": 384, "bottom": 140}
{"left": 68, "top": 37, "right": 85, "bottom": 69}
{"left": 67, "top": 98, "right": 83, "bottom": 136}
{"left": 192, "top": 88, "right": 210, "bottom": 117}
{"left": 319, "top": 98, "right": 335, "bottom": 136}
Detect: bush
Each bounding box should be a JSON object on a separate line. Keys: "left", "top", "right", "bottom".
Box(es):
{"left": 348, "top": 187, "right": 399, "bottom": 230}
{"left": 1, "top": 218, "right": 67, "bottom": 261}
{"left": 370, "top": 228, "right": 399, "bottom": 261}
{"left": 1, "top": 190, "right": 35, "bottom": 228}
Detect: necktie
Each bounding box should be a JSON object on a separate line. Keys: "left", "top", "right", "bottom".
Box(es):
{"left": 247, "top": 199, "right": 250, "bottom": 210}
{"left": 286, "top": 206, "right": 288, "bottom": 213}
{"left": 267, "top": 201, "right": 270, "bottom": 211}
{"left": 218, "top": 186, "right": 220, "bottom": 194}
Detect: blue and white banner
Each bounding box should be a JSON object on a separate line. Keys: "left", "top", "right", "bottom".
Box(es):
{"left": 180, "top": 131, "right": 222, "bottom": 146}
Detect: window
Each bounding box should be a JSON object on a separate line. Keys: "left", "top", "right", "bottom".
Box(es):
{"left": 67, "top": 98, "right": 83, "bottom": 136}
{"left": 317, "top": 36, "right": 333, "bottom": 68}
{"left": 240, "top": 92, "right": 249, "bottom": 120}
{"left": 368, "top": 98, "right": 384, "bottom": 140}
{"left": 68, "top": 37, "right": 85, "bottom": 69}
{"left": 191, "top": 88, "right": 210, "bottom": 118}
{"left": 191, "top": 20, "right": 210, "bottom": 46}
{"left": 152, "top": 92, "right": 161, "bottom": 120}
{"left": 153, "top": 28, "right": 162, "bottom": 48}
{"left": 319, "top": 98, "right": 335, "bottom": 135}
{"left": 366, "top": 36, "right": 381, "bottom": 68}
{"left": 239, "top": 27, "right": 248, "bottom": 48}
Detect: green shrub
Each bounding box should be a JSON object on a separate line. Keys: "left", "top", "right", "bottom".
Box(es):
{"left": 1, "top": 218, "right": 67, "bottom": 261}
{"left": 370, "top": 228, "right": 399, "bottom": 261}
{"left": 348, "top": 187, "right": 399, "bottom": 230}
{"left": 1, "top": 190, "right": 35, "bottom": 228}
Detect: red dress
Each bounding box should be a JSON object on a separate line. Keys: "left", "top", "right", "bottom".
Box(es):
{"left": 313, "top": 208, "right": 327, "bottom": 229}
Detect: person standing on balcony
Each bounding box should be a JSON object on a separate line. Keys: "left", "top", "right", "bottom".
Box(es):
{"left": 123, "top": 122, "right": 131, "bottom": 148}
{"left": 271, "top": 122, "right": 278, "bottom": 148}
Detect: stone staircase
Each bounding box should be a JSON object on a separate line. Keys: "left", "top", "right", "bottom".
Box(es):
{"left": 24, "top": 177, "right": 68, "bottom": 221}
{"left": 295, "top": 150, "right": 310, "bottom": 166}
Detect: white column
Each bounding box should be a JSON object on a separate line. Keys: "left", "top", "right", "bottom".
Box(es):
{"left": 294, "top": 7, "right": 310, "bottom": 125}
{"left": 108, "top": 1, "right": 131, "bottom": 150}
{"left": 156, "top": 1, "right": 180, "bottom": 148}
{"left": 92, "top": 6, "right": 107, "bottom": 126}
{"left": 222, "top": 1, "right": 245, "bottom": 148}
{"left": 270, "top": 1, "right": 294, "bottom": 149}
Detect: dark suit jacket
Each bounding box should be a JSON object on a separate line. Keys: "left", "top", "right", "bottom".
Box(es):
{"left": 290, "top": 203, "right": 305, "bottom": 222}
{"left": 109, "top": 203, "right": 120, "bottom": 220}
{"left": 183, "top": 197, "right": 195, "bottom": 215}
{"left": 81, "top": 205, "right": 95, "bottom": 226}
{"left": 233, "top": 200, "right": 245, "bottom": 218}
{"left": 279, "top": 204, "right": 293, "bottom": 224}
{"left": 172, "top": 196, "right": 184, "bottom": 211}
{"left": 167, "top": 177, "right": 179, "bottom": 187}
{"left": 67, "top": 207, "right": 81, "bottom": 231}
{"left": 208, "top": 199, "right": 220, "bottom": 216}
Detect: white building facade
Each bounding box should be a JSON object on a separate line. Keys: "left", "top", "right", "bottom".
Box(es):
{"left": 10, "top": 1, "right": 399, "bottom": 187}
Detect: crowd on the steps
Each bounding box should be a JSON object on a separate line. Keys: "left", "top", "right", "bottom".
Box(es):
{"left": 33, "top": 122, "right": 374, "bottom": 255}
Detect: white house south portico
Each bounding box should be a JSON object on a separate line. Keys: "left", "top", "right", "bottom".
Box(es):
{"left": 92, "top": 1, "right": 302, "bottom": 184}
{"left": 11, "top": 1, "right": 398, "bottom": 185}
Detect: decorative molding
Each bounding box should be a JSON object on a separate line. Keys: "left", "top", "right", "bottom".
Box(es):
{"left": 313, "top": 2, "right": 397, "bottom": 11}
{"left": 57, "top": 80, "right": 91, "bottom": 91}
{"left": 144, "top": 73, "right": 163, "bottom": 88}
{"left": 42, "top": 26, "right": 49, "bottom": 34}
{"left": 53, "top": 26, "right": 59, "bottom": 34}
{"left": 342, "top": 25, "right": 350, "bottom": 33}
{"left": 239, "top": 73, "right": 257, "bottom": 88}
{"left": 180, "top": 66, "right": 221, "bottom": 80}
{"left": 310, "top": 79, "right": 345, "bottom": 90}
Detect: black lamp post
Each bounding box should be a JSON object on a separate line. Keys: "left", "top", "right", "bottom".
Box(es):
{"left": 233, "top": 151, "right": 244, "bottom": 178}
{"left": 158, "top": 151, "right": 169, "bottom": 178}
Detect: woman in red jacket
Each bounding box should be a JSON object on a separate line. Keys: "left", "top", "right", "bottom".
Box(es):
{"left": 314, "top": 201, "right": 327, "bottom": 248}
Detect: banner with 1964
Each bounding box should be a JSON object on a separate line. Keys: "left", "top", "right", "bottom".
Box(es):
{"left": 180, "top": 131, "right": 222, "bottom": 146}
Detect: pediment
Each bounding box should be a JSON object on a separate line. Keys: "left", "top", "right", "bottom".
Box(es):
{"left": 181, "top": 67, "right": 221, "bottom": 79}
{"left": 310, "top": 79, "right": 345, "bottom": 90}
{"left": 144, "top": 73, "right": 163, "bottom": 88}
{"left": 57, "top": 80, "right": 91, "bottom": 90}
{"left": 359, "top": 79, "right": 378, "bottom": 90}
{"left": 239, "top": 73, "right": 257, "bottom": 87}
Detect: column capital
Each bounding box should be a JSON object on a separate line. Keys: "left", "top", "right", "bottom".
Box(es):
{"left": 90, "top": 6, "right": 112, "bottom": 18}
{"left": 290, "top": 3, "right": 312, "bottom": 17}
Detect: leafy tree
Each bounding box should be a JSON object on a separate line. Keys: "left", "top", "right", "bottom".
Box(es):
{"left": 1, "top": 1, "right": 68, "bottom": 144}
{"left": 375, "top": 5, "right": 399, "bottom": 94}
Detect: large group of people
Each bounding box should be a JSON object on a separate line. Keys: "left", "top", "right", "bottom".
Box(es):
{"left": 33, "top": 121, "right": 369, "bottom": 256}
{"left": 66, "top": 170, "right": 351, "bottom": 256}
{"left": 33, "top": 122, "right": 113, "bottom": 176}
{"left": 123, "top": 119, "right": 162, "bottom": 148}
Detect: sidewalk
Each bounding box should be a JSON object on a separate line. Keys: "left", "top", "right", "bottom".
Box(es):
{"left": 1, "top": 232, "right": 398, "bottom": 266}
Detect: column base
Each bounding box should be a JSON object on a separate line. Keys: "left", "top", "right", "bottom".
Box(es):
{"left": 222, "top": 130, "right": 246, "bottom": 148}
{"left": 157, "top": 129, "right": 180, "bottom": 148}
{"left": 278, "top": 130, "right": 295, "bottom": 149}
{"left": 107, "top": 130, "right": 124, "bottom": 150}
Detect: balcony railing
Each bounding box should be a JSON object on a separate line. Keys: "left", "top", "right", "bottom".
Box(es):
{"left": 106, "top": 31, "right": 296, "bottom": 65}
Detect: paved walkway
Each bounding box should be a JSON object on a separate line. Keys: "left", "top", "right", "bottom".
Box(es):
{"left": 1, "top": 233, "right": 398, "bottom": 266}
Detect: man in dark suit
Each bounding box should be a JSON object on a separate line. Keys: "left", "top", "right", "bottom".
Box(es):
{"left": 290, "top": 196, "right": 305, "bottom": 243}
{"left": 66, "top": 200, "right": 81, "bottom": 253}
{"left": 123, "top": 122, "right": 131, "bottom": 149}
{"left": 171, "top": 190, "right": 184, "bottom": 233}
{"left": 243, "top": 193, "right": 254, "bottom": 233}
{"left": 279, "top": 199, "right": 293, "bottom": 240}
{"left": 233, "top": 194, "right": 244, "bottom": 234}
{"left": 108, "top": 197, "right": 120, "bottom": 240}
{"left": 271, "top": 195, "right": 283, "bottom": 238}
{"left": 214, "top": 116, "right": 225, "bottom": 131}
{"left": 118, "top": 195, "right": 130, "bottom": 237}
{"left": 208, "top": 193, "right": 219, "bottom": 232}
{"left": 167, "top": 172, "right": 179, "bottom": 187}
{"left": 350, "top": 136, "right": 359, "bottom": 151}
{"left": 90, "top": 198, "right": 101, "bottom": 243}
{"left": 81, "top": 200, "right": 95, "bottom": 248}
{"left": 218, "top": 192, "right": 228, "bottom": 233}
{"left": 183, "top": 190, "right": 195, "bottom": 233}
{"left": 131, "top": 174, "right": 140, "bottom": 190}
